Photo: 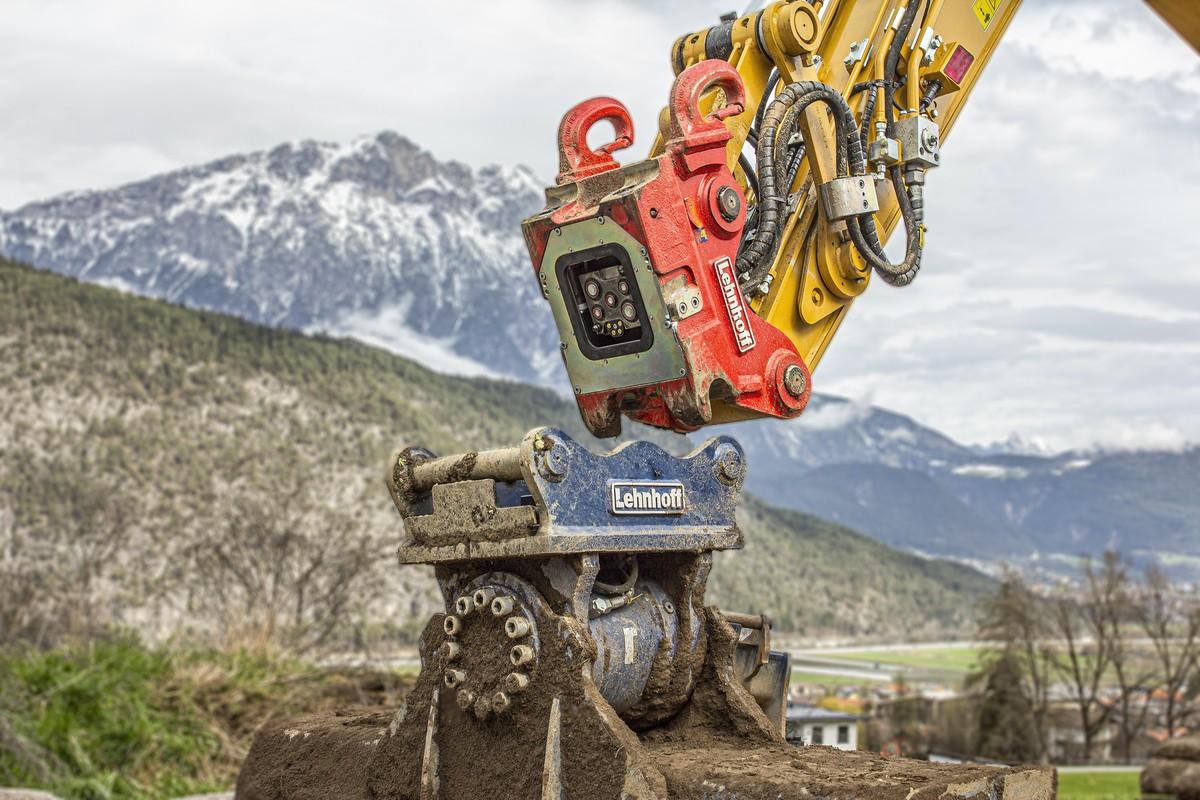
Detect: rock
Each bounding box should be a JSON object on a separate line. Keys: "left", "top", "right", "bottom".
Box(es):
{"left": 1158, "top": 734, "right": 1200, "bottom": 763}
{"left": 0, "top": 790, "right": 62, "bottom": 800}
{"left": 174, "top": 794, "right": 234, "bottom": 800}
{"left": 1142, "top": 734, "right": 1200, "bottom": 799}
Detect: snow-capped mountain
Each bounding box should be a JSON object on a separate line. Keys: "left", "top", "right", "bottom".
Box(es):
{"left": 0, "top": 131, "right": 561, "bottom": 384}
{"left": 4, "top": 131, "right": 1198, "bottom": 578}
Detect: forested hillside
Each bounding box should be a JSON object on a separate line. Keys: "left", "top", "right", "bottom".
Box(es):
{"left": 0, "top": 260, "right": 994, "bottom": 645}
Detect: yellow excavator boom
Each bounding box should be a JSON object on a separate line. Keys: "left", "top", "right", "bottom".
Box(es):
{"left": 662, "top": 0, "right": 1021, "bottom": 422}
{"left": 1147, "top": 0, "right": 1200, "bottom": 52}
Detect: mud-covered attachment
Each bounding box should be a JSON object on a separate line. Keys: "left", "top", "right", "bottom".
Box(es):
{"left": 235, "top": 429, "right": 1058, "bottom": 800}
{"left": 386, "top": 427, "right": 746, "bottom": 561}
{"left": 353, "top": 428, "right": 789, "bottom": 799}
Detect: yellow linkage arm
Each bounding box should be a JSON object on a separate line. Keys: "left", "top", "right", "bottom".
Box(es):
{"left": 658, "top": 0, "right": 1020, "bottom": 422}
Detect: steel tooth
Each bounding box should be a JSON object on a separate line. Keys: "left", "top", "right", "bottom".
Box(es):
{"left": 443, "top": 615, "right": 462, "bottom": 635}
{"left": 505, "top": 672, "right": 530, "bottom": 694}
{"left": 454, "top": 595, "right": 473, "bottom": 616}
{"left": 443, "top": 669, "right": 465, "bottom": 688}
{"left": 492, "top": 691, "right": 511, "bottom": 713}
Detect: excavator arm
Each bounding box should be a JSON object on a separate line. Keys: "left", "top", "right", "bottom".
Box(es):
{"left": 523, "top": 0, "right": 1021, "bottom": 436}
{"left": 662, "top": 0, "right": 1022, "bottom": 421}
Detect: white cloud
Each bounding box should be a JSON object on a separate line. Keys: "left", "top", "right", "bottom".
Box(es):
{"left": 1, "top": 0, "right": 1198, "bottom": 452}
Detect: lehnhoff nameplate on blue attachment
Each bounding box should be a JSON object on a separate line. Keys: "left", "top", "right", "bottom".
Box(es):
{"left": 387, "top": 427, "right": 745, "bottom": 564}
{"left": 608, "top": 480, "right": 687, "bottom": 516}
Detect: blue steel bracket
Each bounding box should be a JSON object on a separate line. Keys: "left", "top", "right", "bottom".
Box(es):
{"left": 390, "top": 427, "right": 745, "bottom": 564}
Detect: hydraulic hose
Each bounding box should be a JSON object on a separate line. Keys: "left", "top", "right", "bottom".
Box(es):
{"left": 736, "top": 76, "right": 925, "bottom": 292}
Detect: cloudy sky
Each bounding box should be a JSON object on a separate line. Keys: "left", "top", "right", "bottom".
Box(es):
{"left": 2, "top": 0, "right": 1198, "bottom": 452}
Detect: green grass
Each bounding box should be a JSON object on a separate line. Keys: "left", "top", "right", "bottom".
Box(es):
{"left": 1057, "top": 769, "right": 1141, "bottom": 800}
{"left": 0, "top": 635, "right": 408, "bottom": 800}
{"left": 825, "top": 645, "right": 983, "bottom": 675}
{"left": 790, "top": 670, "right": 888, "bottom": 688}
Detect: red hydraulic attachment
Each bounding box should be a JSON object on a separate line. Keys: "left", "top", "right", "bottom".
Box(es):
{"left": 522, "top": 60, "right": 811, "bottom": 438}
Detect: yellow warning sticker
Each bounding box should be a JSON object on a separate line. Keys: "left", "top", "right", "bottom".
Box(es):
{"left": 973, "top": 0, "right": 1002, "bottom": 29}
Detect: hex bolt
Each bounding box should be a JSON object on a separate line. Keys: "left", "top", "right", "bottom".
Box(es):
{"left": 456, "top": 689, "right": 476, "bottom": 711}
{"left": 443, "top": 615, "right": 462, "bottom": 636}
{"left": 491, "top": 691, "right": 511, "bottom": 713}
{"left": 505, "top": 616, "right": 531, "bottom": 639}
{"left": 510, "top": 644, "right": 535, "bottom": 667}
{"left": 783, "top": 364, "right": 808, "bottom": 398}
{"left": 443, "top": 641, "right": 462, "bottom": 662}
{"left": 505, "top": 672, "right": 530, "bottom": 694}
{"left": 454, "top": 596, "right": 473, "bottom": 616}
{"left": 491, "top": 596, "right": 515, "bottom": 617}
{"left": 444, "top": 669, "right": 466, "bottom": 689}
{"left": 473, "top": 587, "right": 497, "bottom": 610}
{"left": 713, "top": 442, "right": 743, "bottom": 485}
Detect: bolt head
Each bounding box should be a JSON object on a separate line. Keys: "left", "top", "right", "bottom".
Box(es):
{"left": 783, "top": 364, "right": 807, "bottom": 398}
{"left": 716, "top": 185, "right": 741, "bottom": 222}
{"left": 505, "top": 672, "right": 530, "bottom": 693}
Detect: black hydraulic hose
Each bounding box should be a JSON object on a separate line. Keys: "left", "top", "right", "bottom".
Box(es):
{"left": 884, "top": 0, "right": 921, "bottom": 132}
{"left": 738, "top": 150, "right": 760, "bottom": 200}
{"left": 737, "top": 77, "right": 924, "bottom": 289}
{"left": 738, "top": 82, "right": 856, "bottom": 290}
{"left": 750, "top": 68, "right": 780, "bottom": 139}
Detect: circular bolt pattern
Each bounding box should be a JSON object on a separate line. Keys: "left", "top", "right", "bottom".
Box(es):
{"left": 444, "top": 585, "right": 539, "bottom": 720}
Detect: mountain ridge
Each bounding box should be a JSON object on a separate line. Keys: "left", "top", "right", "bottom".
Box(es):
{"left": 3, "top": 130, "right": 1197, "bottom": 578}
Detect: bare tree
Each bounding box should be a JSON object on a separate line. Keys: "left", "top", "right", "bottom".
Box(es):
{"left": 181, "top": 461, "right": 388, "bottom": 653}
{"left": 1135, "top": 565, "right": 1200, "bottom": 736}
{"left": 0, "top": 453, "right": 135, "bottom": 646}
{"left": 1046, "top": 555, "right": 1121, "bottom": 763}
{"left": 1093, "top": 553, "right": 1156, "bottom": 762}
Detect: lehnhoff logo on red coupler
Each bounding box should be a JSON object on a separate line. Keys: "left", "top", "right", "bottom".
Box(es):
{"left": 713, "top": 256, "right": 756, "bottom": 353}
